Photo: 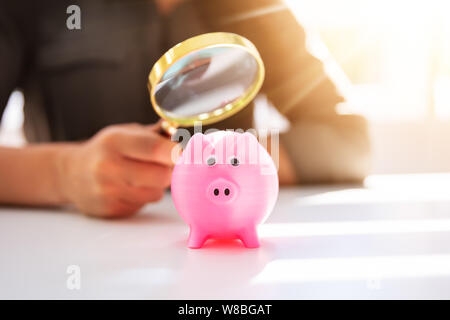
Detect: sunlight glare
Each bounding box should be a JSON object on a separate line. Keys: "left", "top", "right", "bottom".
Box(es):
{"left": 251, "top": 254, "right": 450, "bottom": 284}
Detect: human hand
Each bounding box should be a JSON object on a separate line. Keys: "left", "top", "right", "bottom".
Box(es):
{"left": 58, "top": 123, "right": 176, "bottom": 218}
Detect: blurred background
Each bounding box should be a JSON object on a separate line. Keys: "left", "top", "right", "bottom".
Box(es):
{"left": 285, "top": 0, "right": 450, "bottom": 174}
{"left": 1, "top": 0, "right": 449, "bottom": 175}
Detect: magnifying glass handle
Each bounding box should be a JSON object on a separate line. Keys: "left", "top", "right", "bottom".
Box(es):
{"left": 154, "top": 120, "right": 169, "bottom": 137}
{"left": 154, "top": 119, "right": 177, "bottom": 137}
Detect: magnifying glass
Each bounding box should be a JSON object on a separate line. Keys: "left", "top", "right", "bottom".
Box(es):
{"left": 148, "top": 32, "right": 265, "bottom": 135}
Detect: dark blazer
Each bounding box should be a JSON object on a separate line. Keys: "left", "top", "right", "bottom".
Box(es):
{"left": 0, "top": 0, "right": 370, "bottom": 182}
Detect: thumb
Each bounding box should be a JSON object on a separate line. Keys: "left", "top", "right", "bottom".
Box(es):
{"left": 148, "top": 119, "right": 176, "bottom": 138}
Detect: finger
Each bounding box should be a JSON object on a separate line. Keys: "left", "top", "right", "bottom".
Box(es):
{"left": 147, "top": 120, "right": 173, "bottom": 138}
{"left": 117, "top": 157, "right": 173, "bottom": 188}
{"left": 106, "top": 181, "right": 165, "bottom": 209}
{"left": 106, "top": 126, "right": 177, "bottom": 166}
{"left": 81, "top": 198, "right": 141, "bottom": 219}
{"left": 101, "top": 199, "right": 143, "bottom": 218}
{"left": 148, "top": 119, "right": 164, "bottom": 132}
{"left": 117, "top": 184, "right": 165, "bottom": 205}
{"left": 85, "top": 184, "right": 164, "bottom": 218}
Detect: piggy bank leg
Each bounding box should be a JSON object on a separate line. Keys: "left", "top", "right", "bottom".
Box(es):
{"left": 238, "top": 227, "right": 260, "bottom": 248}
{"left": 187, "top": 227, "right": 208, "bottom": 249}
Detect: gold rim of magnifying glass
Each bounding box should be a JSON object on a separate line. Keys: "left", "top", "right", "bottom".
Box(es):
{"left": 148, "top": 32, "right": 265, "bottom": 132}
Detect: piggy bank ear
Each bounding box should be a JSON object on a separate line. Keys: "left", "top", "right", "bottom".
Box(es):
{"left": 243, "top": 132, "right": 259, "bottom": 144}
{"left": 182, "top": 133, "right": 212, "bottom": 164}
{"left": 236, "top": 132, "right": 261, "bottom": 165}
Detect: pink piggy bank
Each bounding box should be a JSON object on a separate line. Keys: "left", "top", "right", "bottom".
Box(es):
{"left": 171, "top": 131, "right": 279, "bottom": 248}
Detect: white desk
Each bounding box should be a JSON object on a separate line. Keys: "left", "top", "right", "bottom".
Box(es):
{"left": 1, "top": 174, "right": 450, "bottom": 299}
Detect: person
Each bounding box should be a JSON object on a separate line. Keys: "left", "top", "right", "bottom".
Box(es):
{"left": 0, "top": 0, "right": 370, "bottom": 218}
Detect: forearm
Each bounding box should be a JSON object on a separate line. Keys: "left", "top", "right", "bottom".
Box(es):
{"left": 0, "top": 144, "right": 73, "bottom": 206}
{"left": 281, "top": 114, "right": 371, "bottom": 184}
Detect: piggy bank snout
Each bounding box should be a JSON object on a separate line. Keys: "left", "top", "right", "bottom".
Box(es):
{"left": 207, "top": 178, "right": 238, "bottom": 203}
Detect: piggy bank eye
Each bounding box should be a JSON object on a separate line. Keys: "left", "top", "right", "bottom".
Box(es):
{"left": 230, "top": 157, "right": 240, "bottom": 167}
{"left": 206, "top": 156, "right": 216, "bottom": 167}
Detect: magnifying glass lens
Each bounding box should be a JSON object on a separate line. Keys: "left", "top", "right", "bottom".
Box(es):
{"left": 148, "top": 33, "right": 265, "bottom": 132}
{"left": 155, "top": 47, "right": 258, "bottom": 118}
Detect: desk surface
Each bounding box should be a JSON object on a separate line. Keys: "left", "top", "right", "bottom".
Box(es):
{"left": 1, "top": 174, "right": 450, "bottom": 299}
